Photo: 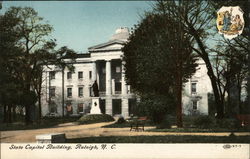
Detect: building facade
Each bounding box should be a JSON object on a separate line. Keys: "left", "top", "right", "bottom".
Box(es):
{"left": 41, "top": 27, "right": 212, "bottom": 118}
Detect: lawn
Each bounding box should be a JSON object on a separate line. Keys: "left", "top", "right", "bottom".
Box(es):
{"left": 0, "top": 116, "right": 80, "bottom": 131}
{"left": 66, "top": 135, "right": 250, "bottom": 143}
{"left": 147, "top": 127, "right": 250, "bottom": 132}
{"left": 103, "top": 115, "right": 250, "bottom": 132}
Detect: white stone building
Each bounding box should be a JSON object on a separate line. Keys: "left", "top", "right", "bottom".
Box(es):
{"left": 41, "top": 27, "right": 212, "bottom": 118}
{"left": 182, "top": 59, "right": 213, "bottom": 115}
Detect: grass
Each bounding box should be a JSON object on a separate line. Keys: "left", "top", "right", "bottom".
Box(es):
{"left": 0, "top": 116, "right": 80, "bottom": 131}
{"left": 78, "top": 114, "right": 115, "bottom": 125}
{"left": 147, "top": 127, "right": 250, "bottom": 132}
{"left": 66, "top": 135, "right": 250, "bottom": 143}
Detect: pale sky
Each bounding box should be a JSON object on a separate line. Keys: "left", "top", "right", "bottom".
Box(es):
{"left": 1, "top": 1, "right": 153, "bottom": 53}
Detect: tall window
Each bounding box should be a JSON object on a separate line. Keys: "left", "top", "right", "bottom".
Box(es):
{"left": 78, "top": 71, "right": 83, "bottom": 79}
{"left": 193, "top": 101, "right": 198, "bottom": 110}
{"left": 49, "top": 101, "right": 57, "bottom": 113}
{"left": 116, "top": 66, "right": 121, "bottom": 73}
{"left": 191, "top": 83, "right": 197, "bottom": 94}
{"left": 67, "top": 88, "right": 72, "bottom": 97}
{"left": 89, "top": 87, "right": 92, "bottom": 97}
{"left": 78, "top": 103, "right": 84, "bottom": 113}
{"left": 102, "top": 68, "right": 106, "bottom": 74}
{"left": 66, "top": 101, "right": 73, "bottom": 115}
{"left": 49, "top": 71, "right": 55, "bottom": 79}
{"left": 49, "top": 87, "right": 56, "bottom": 98}
{"left": 67, "top": 72, "right": 72, "bottom": 79}
{"left": 115, "top": 82, "right": 121, "bottom": 92}
{"left": 78, "top": 87, "right": 83, "bottom": 97}
{"left": 89, "top": 71, "right": 92, "bottom": 79}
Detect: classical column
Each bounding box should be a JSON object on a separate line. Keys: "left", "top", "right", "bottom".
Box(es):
{"left": 92, "top": 61, "right": 97, "bottom": 82}
{"left": 106, "top": 60, "right": 112, "bottom": 95}
{"left": 105, "top": 98, "right": 112, "bottom": 116}
{"left": 112, "top": 79, "right": 115, "bottom": 95}
{"left": 121, "top": 61, "right": 128, "bottom": 95}
{"left": 122, "top": 98, "right": 129, "bottom": 118}
{"left": 105, "top": 60, "right": 112, "bottom": 115}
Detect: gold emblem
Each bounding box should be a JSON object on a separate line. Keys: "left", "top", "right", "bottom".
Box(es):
{"left": 217, "top": 6, "right": 244, "bottom": 39}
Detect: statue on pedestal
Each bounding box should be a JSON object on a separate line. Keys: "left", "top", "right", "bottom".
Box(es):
{"left": 92, "top": 80, "right": 99, "bottom": 97}
{"left": 90, "top": 80, "right": 101, "bottom": 114}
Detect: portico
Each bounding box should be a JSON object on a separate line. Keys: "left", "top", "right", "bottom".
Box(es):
{"left": 41, "top": 27, "right": 136, "bottom": 118}
{"left": 87, "top": 27, "right": 134, "bottom": 117}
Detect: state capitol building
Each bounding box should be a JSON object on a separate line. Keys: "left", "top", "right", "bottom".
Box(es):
{"left": 41, "top": 27, "right": 212, "bottom": 118}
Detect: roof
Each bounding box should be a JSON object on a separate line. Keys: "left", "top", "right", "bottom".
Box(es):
{"left": 88, "top": 39, "right": 125, "bottom": 51}
{"left": 109, "top": 27, "right": 130, "bottom": 41}
{"left": 76, "top": 53, "right": 90, "bottom": 58}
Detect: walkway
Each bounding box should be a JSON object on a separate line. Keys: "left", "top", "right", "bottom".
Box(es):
{"left": 1, "top": 122, "right": 250, "bottom": 143}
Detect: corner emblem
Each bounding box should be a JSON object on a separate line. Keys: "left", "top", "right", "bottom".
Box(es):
{"left": 217, "top": 6, "right": 244, "bottom": 39}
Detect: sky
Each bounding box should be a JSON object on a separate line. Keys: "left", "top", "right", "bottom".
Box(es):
{"left": 1, "top": 1, "right": 153, "bottom": 53}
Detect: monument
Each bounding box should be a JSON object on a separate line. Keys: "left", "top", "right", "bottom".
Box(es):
{"left": 90, "top": 80, "right": 101, "bottom": 114}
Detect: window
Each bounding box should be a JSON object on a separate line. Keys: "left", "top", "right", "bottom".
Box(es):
{"left": 89, "top": 71, "right": 92, "bottom": 79}
{"left": 66, "top": 101, "right": 73, "bottom": 115}
{"left": 67, "top": 88, "right": 72, "bottom": 97}
{"left": 89, "top": 86, "right": 92, "bottom": 97}
{"left": 193, "top": 101, "right": 198, "bottom": 110}
{"left": 67, "top": 72, "right": 72, "bottom": 79}
{"left": 78, "top": 87, "right": 83, "bottom": 97}
{"left": 49, "top": 101, "right": 57, "bottom": 113}
{"left": 49, "top": 71, "right": 55, "bottom": 79}
{"left": 116, "top": 66, "right": 121, "bottom": 73}
{"left": 115, "top": 82, "right": 121, "bottom": 92}
{"left": 49, "top": 87, "right": 56, "bottom": 98}
{"left": 78, "top": 71, "right": 83, "bottom": 79}
{"left": 102, "top": 68, "right": 106, "bottom": 74}
{"left": 78, "top": 103, "right": 84, "bottom": 113}
{"left": 191, "top": 83, "right": 197, "bottom": 93}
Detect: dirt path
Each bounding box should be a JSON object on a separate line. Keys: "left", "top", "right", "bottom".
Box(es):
{"left": 1, "top": 122, "right": 250, "bottom": 143}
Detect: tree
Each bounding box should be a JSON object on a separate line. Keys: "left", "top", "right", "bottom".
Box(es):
{"left": 210, "top": 41, "right": 248, "bottom": 116}
{"left": 0, "top": 8, "right": 24, "bottom": 123}
{"left": 2, "top": 7, "right": 54, "bottom": 123}
{"left": 123, "top": 12, "right": 198, "bottom": 126}
{"left": 0, "top": 7, "right": 77, "bottom": 124}
{"left": 151, "top": 0, "right": 250, "bottom": 118}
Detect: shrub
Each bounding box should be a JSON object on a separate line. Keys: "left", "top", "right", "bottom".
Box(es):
{"left": 216, "top": 118, "right": 239, "bottom": 129}
{"left": 78, "top": 114, "right": 115, "bottom": 124}
{"left": 116, "top": 116, "right": 126, "bottom": 124}
{"left": 137, "top": 94, "right": 176, "bottom": 124}
{"left": 194, "top": 116, "right": 216, "bottom": 129}
{"left": 156, "top": 115, "right": 171, "bottom": 129}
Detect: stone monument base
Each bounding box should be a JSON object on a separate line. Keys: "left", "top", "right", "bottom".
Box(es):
{"left": 90, "top": 97, "right": 101, "bottom": 114}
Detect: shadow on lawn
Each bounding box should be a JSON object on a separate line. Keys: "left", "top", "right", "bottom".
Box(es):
{"left": 0, "top": 117, "right": 80, "bottom": 131}
{"left": 66, "top": 135, "right": 250, "bottom": 143}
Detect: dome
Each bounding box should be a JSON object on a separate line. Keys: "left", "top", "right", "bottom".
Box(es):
{"left": 109, "top": 27, "right": 129, "bottom": 41}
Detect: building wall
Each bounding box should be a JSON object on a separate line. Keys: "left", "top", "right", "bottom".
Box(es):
{"left": 41, "top": 62, "right": 93, "bottom": 116}
{"left": 40, "top": 28, "right": 213, "bottom": 117}
{"left": 182, "top": 58, "right": 213, "bottom": 115}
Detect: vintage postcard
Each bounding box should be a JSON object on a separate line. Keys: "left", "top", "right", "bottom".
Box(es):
{"left": 0, "top": 1, "right": 249, "bottom": 159}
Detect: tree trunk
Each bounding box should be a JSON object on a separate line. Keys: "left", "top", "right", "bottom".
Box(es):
{"left": 3, "top": 105, "right": 7, "bottom": 123}
{"left": 206, "top": 58, "right": 224, "bottom": 118}
{"left": 237, "top": 82, "right": 242, "bottom": 114}
{"left": 12, "top": 105, "right": 16, "bottom": 122}
{"left": 7, "top": 105, "right": 12, "bottom": 123}
{"left": 38, "top": 93, "right": 41, "bottom": 120}
{"left": 190, "top": 28, "right": 224, "bottom": 118}
{"left": 38, "top": 74, "right": 42, "bottom": 120}
{"left": 25, "top": 105, "right": 31, "bottom": 124}
{"left": 176, "top": 79, "right": 183, "bottom": 127}
{"left": 25, "top": 83, "right": 32, "bottom": 124}
{"left": 62, "top": 67, "right": 65, "bottom": 117}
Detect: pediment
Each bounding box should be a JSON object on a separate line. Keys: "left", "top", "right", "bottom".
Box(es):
{"left": 88, "top": 40, "right": 125, "bottom": 52}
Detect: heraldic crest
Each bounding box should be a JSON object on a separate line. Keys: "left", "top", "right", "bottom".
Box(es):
{"left": 217, "top": 6, "right": 244, "bottom": 39}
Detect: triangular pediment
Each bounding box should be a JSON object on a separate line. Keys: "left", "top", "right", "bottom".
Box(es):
{"left": 88, "top": 40, "right": 125, "bottom": 52}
